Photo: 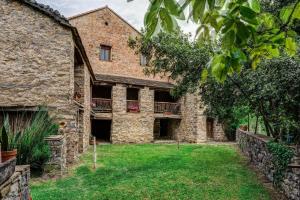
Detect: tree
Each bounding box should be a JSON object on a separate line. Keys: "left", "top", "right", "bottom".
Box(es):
{"left": 129, "top": 0, "right": 299, "bottom": 81}
{"left": 130, "top": 31, "right": 300, "bottom": 142}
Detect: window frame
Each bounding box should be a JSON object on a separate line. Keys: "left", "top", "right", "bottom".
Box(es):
{"left": 100, "top": 45, "right": 111, "bottom": 61}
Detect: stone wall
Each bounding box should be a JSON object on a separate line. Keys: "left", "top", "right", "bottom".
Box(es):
{"left": 69, "top": 7, "right": 170, "bottom": 83}
{"left": 237, "top": 129, "right": 300, "bottom": 200}
{"left": 0, "top": 165, "right": 30, "bottom": 200}
{"left": 45, "top": 135, "right": 67, "bottom": 175}
{"left": 111, "top": 84, "right": 154, "bottom": 143}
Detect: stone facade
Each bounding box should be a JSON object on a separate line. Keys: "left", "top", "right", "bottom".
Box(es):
{"left": 0, "top": 0, "right": 93, "bottom": 164}
{"left": 237, "top": 129, "right": 300, "bottom": 200}
{"left": 69, "top": 7, "right": 170, "bottom": 82}
{"left": 70, "top": 6, "right": 226, "bottom": 144}
{"left": 111, "top": 84, "right": 154, "bottom": 143}
{"left": 0, "top": 165, "right": 30, "bottom": 200}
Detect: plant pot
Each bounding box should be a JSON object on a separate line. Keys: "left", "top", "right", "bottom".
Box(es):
{"left": 0, "top": 158, "right": 16, "bottom": 185}
{"left": 1, "top": 149, "right": 17, "bottom": 162}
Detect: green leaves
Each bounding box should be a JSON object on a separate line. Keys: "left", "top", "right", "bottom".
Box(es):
{"left": 280, "top": 5, "right": 293, "bottom": 24}
{"left": 164, "top": 0, "right": 185, "bottom": 20}
{"left": 159, "top": 8, "right": 174, "bottom": 32}
{"left": 285, "top": 37, "right": 297, "bottom": 56}
{"left": 192, "top": 0, "right": 206, "bottom": 22}
{"left": 248, "top": 0, "right": 260, "bottom": 13}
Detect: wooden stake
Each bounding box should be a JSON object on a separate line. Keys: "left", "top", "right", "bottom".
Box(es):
{"left": 93, "top": 136, "right": 96, "bottom": 170}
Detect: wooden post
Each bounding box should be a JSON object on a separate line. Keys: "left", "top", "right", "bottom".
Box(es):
{"left": 93, "top": 136, "right": 96, "bottom": 170}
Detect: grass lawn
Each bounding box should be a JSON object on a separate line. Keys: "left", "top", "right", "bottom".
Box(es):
{"left": 31, "top": 144, "right": 271, "bottom": 200}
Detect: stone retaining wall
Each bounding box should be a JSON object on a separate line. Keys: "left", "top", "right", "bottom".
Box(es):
{"left": 0, "top": 165, "right": 30, "bottom": 200}
{"left": 237, "top": 129, "right": 300, "bottom": 200}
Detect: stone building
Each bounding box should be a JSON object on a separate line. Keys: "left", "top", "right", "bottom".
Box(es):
{"left": 0, "top": 0, "right": 95, "bottom": 164}
{"left": 0, "top": 1, "right": 226, "bottom": 169}
{"left": 69, "top": 6, "right": 226, "bottom": 144}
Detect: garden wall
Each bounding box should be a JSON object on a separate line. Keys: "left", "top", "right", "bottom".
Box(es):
{"left": 0, "top": 165, "right": 30, "bottom": 200}
{"left": 236, "top": 129, "right": 300, "bottom": 200}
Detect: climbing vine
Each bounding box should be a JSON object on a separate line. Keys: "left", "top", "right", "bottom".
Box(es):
{"left": 267, "top": 141, "right": 294, "bottom": 186}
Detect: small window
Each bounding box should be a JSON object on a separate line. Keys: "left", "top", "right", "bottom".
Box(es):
{"left": 140, "top": 54, "right": 147, "bottom": 66}
{"left": 100, "top": 45, "right": 111, "bottom": 61}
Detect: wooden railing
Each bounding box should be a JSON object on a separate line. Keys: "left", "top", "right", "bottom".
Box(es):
{"left": 127, "top": 100, "right": 140, "bottom": 112}
{"left": 154, "top": 102, "right": 181, "bottom": 115}
{"left": 91, "top": 98, "right": 112, "bottom": 113}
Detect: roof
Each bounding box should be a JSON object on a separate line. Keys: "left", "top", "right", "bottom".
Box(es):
{"left": 17, "top": 0, "right": 95, "bottom": 81}
{"left": 95, "top": 74, "right": 174, "bottom": 89}
{"left": 68, "top": 6, "right": 142, "bottom": 35}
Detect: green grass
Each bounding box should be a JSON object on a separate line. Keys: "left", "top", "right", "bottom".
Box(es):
{"left": 31, "top": 144, "right": 270, "bottom": 200}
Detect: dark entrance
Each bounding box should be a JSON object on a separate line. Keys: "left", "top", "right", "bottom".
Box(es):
{"left": 159, "top": 119, "right": 169, "bottom": 138}
{"left": 206, "top": 118, "right": 214, "bottom": 139}
{"left": 92, "top": 119, "right": 112, "bottom": 142}
{"left": 154, "top": 118, "right": 179, "bottom": 140}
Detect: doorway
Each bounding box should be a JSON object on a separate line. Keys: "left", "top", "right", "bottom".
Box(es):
{"left": 206, "top": 118, "right": 214, "bottom": 139}
{"left": 91, "top": 119, "right": 112, "bottom": 142}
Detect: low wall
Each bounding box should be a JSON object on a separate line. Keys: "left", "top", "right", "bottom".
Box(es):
{"left": 236, "top": 129, "right": 300, "bottom": 200}
{"left": 0, "top": 165, "right": 30, "bottom": 200}
{"left": 45, "top": 135, "right": 66, "bottom": 176}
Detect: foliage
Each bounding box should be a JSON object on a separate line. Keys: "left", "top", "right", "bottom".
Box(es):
{"left": 31, "top": 144, "right": 270, "bottom": 200}
{"left": 129, "top": 0, "right": 299, "bottom": 81}
{"left": 129, "top": 32, "right": 211, "bottom": 97}
{"left": 130, "top": 31, "right": 300, "bottom": 142}
{"left": 0, "top": 116, "right": 20, "bottom": 151}
{"left": 267, "top": 141, "right": 294, "bottom": 186}
{"left": 16, "top": 109, "right": 58, "bottom": 171}
{"left": 0, "top": 108, "right": 58, "bottom": 171}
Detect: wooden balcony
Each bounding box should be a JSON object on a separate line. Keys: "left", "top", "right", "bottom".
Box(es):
{"left": 127, "top": 100, "right": 140, "bottom": 112}
{"left": 154, "top": 102, "right": 181, "bottom": 115}
{"left": 91, "top": 98, "right": 112, "bottom": 113}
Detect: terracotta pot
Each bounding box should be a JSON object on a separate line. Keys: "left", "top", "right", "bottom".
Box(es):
{"left": 1, "top": 149, "right": 17, "bottom": 162}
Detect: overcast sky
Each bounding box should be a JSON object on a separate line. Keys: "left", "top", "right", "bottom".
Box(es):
{"left": 37, "top": 0, "right": 197, "bottom": 35}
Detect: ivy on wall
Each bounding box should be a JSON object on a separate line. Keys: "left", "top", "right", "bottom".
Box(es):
{"left": 267, "top": 141, "right": 294, "bottom": 186}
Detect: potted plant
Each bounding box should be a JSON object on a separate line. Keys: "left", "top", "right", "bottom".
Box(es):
{"left": 0, "top": 117, "right": 19, "bottom": 162}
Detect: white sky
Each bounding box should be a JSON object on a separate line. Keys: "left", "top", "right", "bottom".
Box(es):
{"left": 37, "top": 0, "right": 197, "bottom": 35}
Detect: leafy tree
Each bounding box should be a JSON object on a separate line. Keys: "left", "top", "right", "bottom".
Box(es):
{"left": 130, "top": 32, "right": 300, "bottom": 142}
{"left": 129, "top": 0, "right": 299, "bottom": 81}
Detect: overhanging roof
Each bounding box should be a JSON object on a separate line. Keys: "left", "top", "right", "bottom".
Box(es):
{"left": 95, "top": 74, "right": 174, "bottom": 89}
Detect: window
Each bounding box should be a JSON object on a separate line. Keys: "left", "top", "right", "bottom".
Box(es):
{"left": 140, "top": 54, "right": 147, "bottom": 66}
{"left": 100, "top": 45, "right": 111, "bottom": 61}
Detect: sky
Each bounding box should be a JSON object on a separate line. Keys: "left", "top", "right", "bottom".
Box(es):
{"left": 37, "top": 0, "right": 197, "bottom": 35}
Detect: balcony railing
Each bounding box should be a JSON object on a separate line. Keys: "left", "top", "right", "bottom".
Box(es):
{"left": 91, "top": 98, "right": 112, "bottom": 113}
{"left": 154, "top": 102, "right": 181, "bottom": 115}
{"left": 127, "top": 100, "right": 140, "bottom": 112}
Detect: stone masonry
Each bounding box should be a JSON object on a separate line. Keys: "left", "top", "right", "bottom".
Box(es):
{"left": 111, "top": 84, "right": 154, "bottom": 143}
{"left": 0, "top": 0, "right": 93, "bottom": 164}
{"left": 70, "top": 6, "right": 226, "bottom": 144}
{"left": 0, "top": 165, "right": 30, "bottom": 200}
{"left": 237, "top": 129, "right": 300, "bottom": 200}
{"left": 44, "top": 135, "right": 67, "bottom": 175}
